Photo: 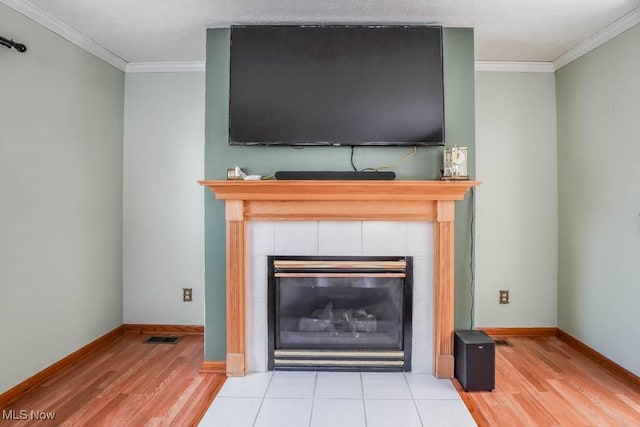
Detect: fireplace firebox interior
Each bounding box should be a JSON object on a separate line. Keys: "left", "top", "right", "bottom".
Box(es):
{"left": 268, "top": 256, "right": 412, "bottom": 371}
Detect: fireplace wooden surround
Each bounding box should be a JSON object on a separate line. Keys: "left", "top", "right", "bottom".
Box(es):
{"left": 199, "top": 180, "right": 479, "bottom": 378}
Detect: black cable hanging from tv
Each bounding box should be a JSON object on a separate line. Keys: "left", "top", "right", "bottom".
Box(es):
{"left": 0, "top": 35, "right": 27, "bottom": 53}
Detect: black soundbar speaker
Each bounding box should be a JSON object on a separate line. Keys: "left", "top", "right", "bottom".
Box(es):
{"left": 454, "top": 330, "right": 495, "bottom": 392}
{"left": 275, "top": 171, "right": 396, "bottom": 180}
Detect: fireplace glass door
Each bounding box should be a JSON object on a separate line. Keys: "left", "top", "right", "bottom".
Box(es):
{"left": 268, "top": 256, "right": 412, "bottom": 371}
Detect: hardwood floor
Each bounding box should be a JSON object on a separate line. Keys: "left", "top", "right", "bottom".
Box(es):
{"left": 3, "top": 334, "right": 638, "bottom": 426}
{"left": 0, "top": 334, "right": 225, "bottom": 426}
{"left": 456, "top": 336, "right": 640, "bottom": 426}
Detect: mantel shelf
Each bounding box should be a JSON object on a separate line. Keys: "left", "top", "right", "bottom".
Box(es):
{"left": 198, "top": 180, "right": 480, "bottom": 202}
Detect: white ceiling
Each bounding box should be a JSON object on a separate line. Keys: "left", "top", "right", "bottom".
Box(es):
{"left": 6, "top": 0, "right": 640, "bottom": 65}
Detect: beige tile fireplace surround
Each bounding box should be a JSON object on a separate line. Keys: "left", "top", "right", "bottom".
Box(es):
{"left": 247, "top": 220, "right": 432, "bottom": 374}
{"left": 199, "top": 180, "right": 479, "bottom": 379}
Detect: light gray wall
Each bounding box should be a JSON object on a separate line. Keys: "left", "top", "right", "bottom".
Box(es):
{"left": 123, "top": 72, "right": 205, "bottom": 325}
{"left": 556, "top": 23, "right": 640, "bottom": 375}
{"left": 475, "top": 71, "right": 558, "bottom": 327}
{"left": 0, "top": 4, "right": 124, "bottom": 393}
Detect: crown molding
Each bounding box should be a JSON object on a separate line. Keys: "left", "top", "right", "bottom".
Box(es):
{"left": 126, "top": 61, "right": 206, "bottom": 73}
{"left": 553, "top": 6, "right": 640, "bottom": 70}
{"left": 474, "top": 61, "right": 555, "bottom": 73}
{"left": 1, "top": 0, "right": 127, "bottom": 71}
{"left": 4, "top": 0, "right": 638, "bottom": 76}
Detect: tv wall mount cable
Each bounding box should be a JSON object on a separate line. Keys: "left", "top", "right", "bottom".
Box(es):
{"left": 1, "top": 35, "right": 27, "bottom": 52}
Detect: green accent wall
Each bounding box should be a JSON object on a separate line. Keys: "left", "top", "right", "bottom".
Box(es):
{"left": 445, "top": 29, "right": 477, "bottom": 330}
{"left": 556, "top": 23, "right": 640, "bottom": 375}
{"left": 204, "top": 27, "right": 475, "bottom": 360}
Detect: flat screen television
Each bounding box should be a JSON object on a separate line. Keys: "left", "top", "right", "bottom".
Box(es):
{"left": 229, "top": 25, "right": 444, "bottom": 146}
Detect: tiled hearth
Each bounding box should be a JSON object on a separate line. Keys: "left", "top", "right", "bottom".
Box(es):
{"left": 199, "top": 371, "right": 475, "bottom": 427}
{"left": 246, "top": 221, "right": 434, "bottom": 373}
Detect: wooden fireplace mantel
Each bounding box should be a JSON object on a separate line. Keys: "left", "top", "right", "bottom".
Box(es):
{"left": 199, "top": 180, "right": 480, "bottom": 378}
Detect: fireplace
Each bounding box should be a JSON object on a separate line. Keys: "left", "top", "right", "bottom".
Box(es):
{"left": 198, "top": 180, "right": 479, "bottom": 378}
{"left": 268, "top": 256, "right": 412, "bottom": 371}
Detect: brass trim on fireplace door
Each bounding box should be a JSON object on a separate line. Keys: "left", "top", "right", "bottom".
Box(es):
{"left": 274, "top": 350, "right": 404, "bottom": 358}
{"left": 274, "top": 359, "right": 405, "bottom": 367}
{"left": 273, "top": 260, "right": 407, "bottom": 270}
{"left": 274, "top": 272, "right": 406, "bottom": 278}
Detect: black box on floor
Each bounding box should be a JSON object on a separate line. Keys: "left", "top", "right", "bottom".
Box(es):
{"left": 454, "top": 330, "right": 495, "bottom": 392}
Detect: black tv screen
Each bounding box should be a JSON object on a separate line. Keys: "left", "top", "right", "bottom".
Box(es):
{"left": 229, "top": 25, "right": 444, "bottom": 146}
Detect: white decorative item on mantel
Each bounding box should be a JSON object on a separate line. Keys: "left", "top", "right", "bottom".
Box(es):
{"left": 441, "top": 145, "right": 469, "bottom": 180}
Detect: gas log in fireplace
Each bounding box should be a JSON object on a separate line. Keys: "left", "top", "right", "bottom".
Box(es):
{"left": 268, "top": 256, "right": 412, "bottom": 371}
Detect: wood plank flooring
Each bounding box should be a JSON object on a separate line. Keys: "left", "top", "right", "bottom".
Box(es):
{"left": 0, "top": 333, "right": 225, "bottom": 426}
{"left": 456, "top": 336, "right": 640, "bottom": 426}
{"left": 3, "top": 334, "right": 638, "bottom": 426}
